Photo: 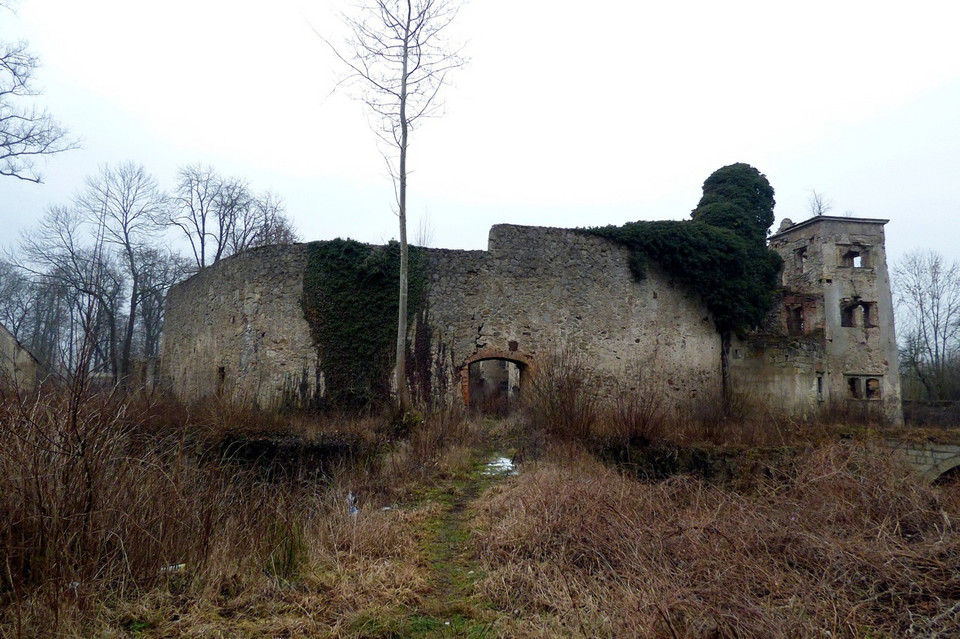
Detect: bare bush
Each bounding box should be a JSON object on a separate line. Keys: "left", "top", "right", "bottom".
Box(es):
{"left": 523, "top": 345, "right": 602, "bottom": 442}
{"left": 475, "top": 442, "right": 960, "bottom": 637}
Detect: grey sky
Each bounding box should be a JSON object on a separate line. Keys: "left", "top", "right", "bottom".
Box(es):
{"left": 2, "top": 0, "right": 959, "bottom": 267}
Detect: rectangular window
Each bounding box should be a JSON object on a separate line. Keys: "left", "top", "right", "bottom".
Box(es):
{"left": 847, "top": 376, "right": 862, "bottom": 399}
{"left": 839, "top": 245, "right": 871, "bottom": 268}
{"left": 786, "top": 305, "right": 805, "bottom": 335}
{"left": 841, "top": 301, "right": 878, "bottom": 328}
{"left": 846, "top": 375, "right": 882, "bottom": 400}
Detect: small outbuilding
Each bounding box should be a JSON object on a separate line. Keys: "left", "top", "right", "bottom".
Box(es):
{"left": 0, "top": 322, "right": 40, "bottom": 392}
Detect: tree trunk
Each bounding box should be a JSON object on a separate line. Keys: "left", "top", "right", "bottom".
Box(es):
{"left": 394, "top": 5, "right": 412, "bottom": 413}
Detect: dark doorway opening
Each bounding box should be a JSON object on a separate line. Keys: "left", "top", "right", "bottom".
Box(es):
{"left": 468, "top": 359, "right": 522, "bottom": 415}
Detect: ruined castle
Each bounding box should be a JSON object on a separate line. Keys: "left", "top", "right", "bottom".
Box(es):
{"left": 160, "top": 215, "right": 902, "bottom": 423}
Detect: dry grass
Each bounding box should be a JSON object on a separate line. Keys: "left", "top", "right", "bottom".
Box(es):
{"left": 4, "top": 377, "right": 958, "bottom": 637}
{"left": 474, "top": 442, "right": 960, "bottom": 638}
{"left": 0, "top": 388, "right": 481, "bottom": 637}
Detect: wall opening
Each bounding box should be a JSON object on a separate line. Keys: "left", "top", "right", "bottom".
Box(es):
{"left": 796, "top": 247, "right": 808, "bottom": 273}
{"left": 846, "top": 375, "right": 882, "bottom": 401}
{"left": 786, "top": 305, "right": 805, "bottom": 335}
{"left": 841, "top": 301, "right": 877, "bottom": 328}
{"left": 216, "top": 366, "right": 226, "bottom": 396}
{"left": 468, "top": 358, "right": 522, "bottom": 415}
{"left": 839, "top": 245, "right": 871, "bottom": 268}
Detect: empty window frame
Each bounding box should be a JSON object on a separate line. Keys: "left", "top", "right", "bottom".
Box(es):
{"left": 786, "top": 305, "right": 805, "bottom": 335}
{"left": 795, "top": 246, "right": 808, "bottom": 274}
{"left": 846, "top": 375, "right": 882, "bottom": 400}
{"left": 839, "top": 245, "right": 871, "bottom": 268}
{"left": 840, "top": 301, "right": 877, "bottom": 328}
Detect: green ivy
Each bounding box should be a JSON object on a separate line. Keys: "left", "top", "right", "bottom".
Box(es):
{"left": 588, "top": 164, "right": 783, "bottom": 335}
{"left": 301, "top": 239, "right": 426, "bottom": 410}
{"left": 586, "top": 220, "right": 782, "bottom": 334}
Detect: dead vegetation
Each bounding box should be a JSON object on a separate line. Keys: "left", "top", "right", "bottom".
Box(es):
{"left": 1, "top": 368, "right": 958, "bottom": 637}
{"left": 475, "top": 444, "right": 960, "bottom": 638}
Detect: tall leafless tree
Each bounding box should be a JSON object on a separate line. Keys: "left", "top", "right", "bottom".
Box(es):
{"left": 76, "top": 163, "right": 167, "bottom": 385}
{"left": 0, "top": 1, "right": 76, "bottom": 182}
{"left": 894, "top": 249, "right": 960, "bottom": 400}
{"left": 324, "top": 0, "right": 465, "bottom": 411}
{"left": 18, "top": 205, "right": 122, "bottom": 382}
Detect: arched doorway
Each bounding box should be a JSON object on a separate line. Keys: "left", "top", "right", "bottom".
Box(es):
{"left": 461, "top": 348, "right": 534, "bottom": 416}
{"left": 468, "top": 359, "right": 522, "bottom": 415}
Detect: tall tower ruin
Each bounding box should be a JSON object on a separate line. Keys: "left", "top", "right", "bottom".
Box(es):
{"left": 731, "top": 216, "right": 903, "bottom": 424}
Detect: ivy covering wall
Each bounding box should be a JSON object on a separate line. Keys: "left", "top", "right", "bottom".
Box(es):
{"left": 587, "top": 164, "right": 783, "bottom": 334}
{"left": 301, "top": 239, "right": 425, "bottom": 410}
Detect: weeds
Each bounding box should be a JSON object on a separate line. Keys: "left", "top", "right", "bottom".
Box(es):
{"left": 474, "top": 443, "right": 960, "bottom": 637}
{"left": 2, "top": 373, "right": 957, "bottom": 637}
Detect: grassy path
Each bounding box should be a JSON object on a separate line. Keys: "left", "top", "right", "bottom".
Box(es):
{"left": 352, "top": 450, "right": 512, "bottom": 638}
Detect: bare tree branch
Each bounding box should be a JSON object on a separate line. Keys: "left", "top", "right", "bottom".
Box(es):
{"left": 0, "top": 17, "right": 77, "bottom": 182}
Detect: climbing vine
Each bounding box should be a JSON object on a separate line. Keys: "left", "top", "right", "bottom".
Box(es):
{"left": 587, "top": 164, "right": 783, "bottom": 334}
{"left": 301, "top": 239, "right": 426, "bottom": 410}
{"left": 586, "top": 221, "right": 782, "bottom": 333}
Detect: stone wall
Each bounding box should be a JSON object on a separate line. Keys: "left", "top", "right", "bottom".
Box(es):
{"left": 886, "top": 440, "right": 960, "bottom": 482}
{"left": 161, "top": 244, "right": 319, "bottom": 408}
{"left": 0, "top": 322, "right": 39, "bottom": 391}
{"left": 421, "top": 225, "right": 721, "bottom": 409}
{"left": 731, "top": 216, "right": 902, "bottom": 423}
{"left": 161, "top": 225, "right": 723, "bottom": 411}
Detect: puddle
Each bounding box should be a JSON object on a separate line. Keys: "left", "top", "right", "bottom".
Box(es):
{"left": 483, "top": 456, "right": 518, "bottom": 476}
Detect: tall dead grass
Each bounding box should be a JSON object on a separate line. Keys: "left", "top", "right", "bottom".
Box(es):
{"left": 475, "top": 442, "right": 960, "bottom": 637}
{"left": 520, "top": 345, "right": 872, "bottom": 454}
{"left": 0, "top": 387, "right": 473, "bottom": 637}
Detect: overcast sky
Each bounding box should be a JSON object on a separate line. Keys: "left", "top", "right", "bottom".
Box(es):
{"left": 3, "top": 0, "right": 959, "bottom": 267}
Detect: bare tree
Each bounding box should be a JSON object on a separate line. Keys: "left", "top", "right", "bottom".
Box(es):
{"left": 171, "top": 165, "right": 298, "bottom": 270}
{"left": 170, "top": 164, "right": 225, "bottom": 270}
{"left": 76, "top": 163, "right": 167, "bottom": 384}
{"left": 226, "top": 189, "right": 300, "bottom": 255}
{"left": 18, "top": 205, "right": 123, "bottom": 381}
{"left": 893, "top": 249, "right": 960, "bottom": 400}
{"left": 325, "top": 0, "right": 465, "bottom": 411}
{"left": 807, "top": 189, "right": 833, "bottom": 217}
{"left": 0, "top": 2, "right": 76, "bottom": 182}
{"left": 135, "top": 247, "right": 188, "bottom": 360}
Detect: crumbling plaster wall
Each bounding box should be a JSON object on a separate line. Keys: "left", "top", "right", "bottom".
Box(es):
{"left": 730, "top": 216, "right": 902, "bottom": 423}
{"left": 161, "top": 244, "right": 319, "bottom": 408}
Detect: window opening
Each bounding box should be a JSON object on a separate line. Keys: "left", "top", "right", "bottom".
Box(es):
{"left": 840, "top": 246, "right": 871, "bottom": 268}
{"left": 817, "top": 375, "right": 824, "bottom": 402}
{"left": 786, "top": 305, "right": 805, "bottom": 335}
{"left": 796, "top": 247, "right": 808, "bottom": 273}
{"left": 846, "top": 375, "right": 882, "bottom": 400}
{"left": 847, "top": 377, "right": 862, "bottom": 399}
{"left": 841, "top": 301, "right": 877, "bottom": 328}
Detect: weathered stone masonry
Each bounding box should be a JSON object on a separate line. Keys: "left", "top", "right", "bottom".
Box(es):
{"left": 161, "top": 225, "right": 722, "bottom": 411}
{"left": 730, "top": 216, "right": 902, "bottom": 423}
{"left": 0, "top": 322, "right": 40, "bottom": 391}
{"left": 160, "top": 218, "right": 902, "bottom": 423}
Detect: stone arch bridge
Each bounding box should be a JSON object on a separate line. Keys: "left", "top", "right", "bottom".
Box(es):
{"left": 887, "top": 441, "right": 960, "bottom": 483}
